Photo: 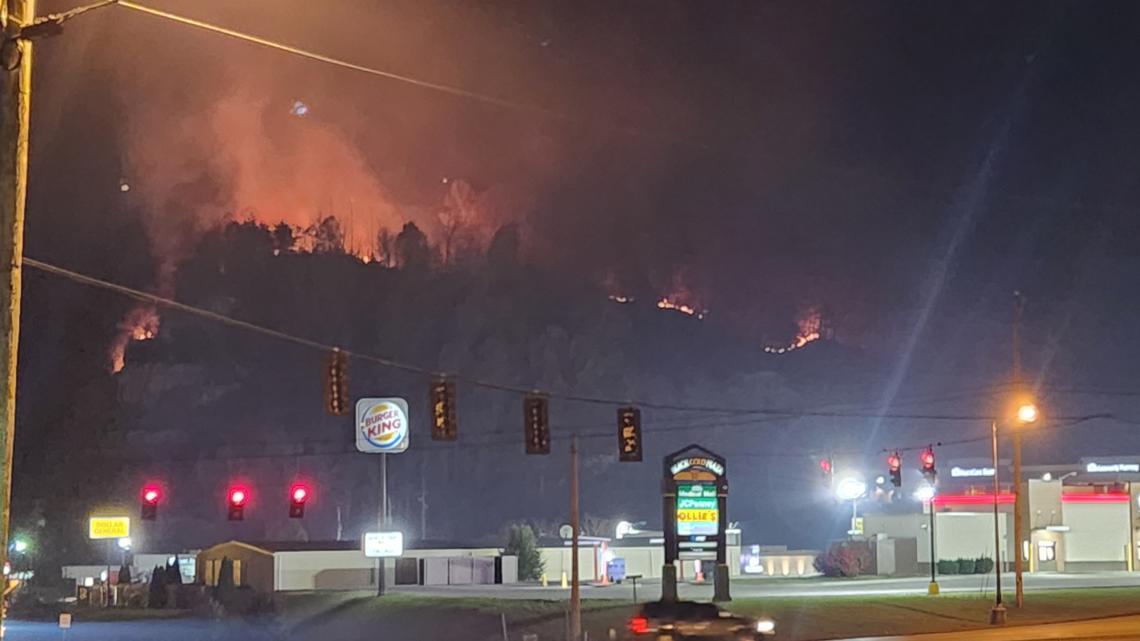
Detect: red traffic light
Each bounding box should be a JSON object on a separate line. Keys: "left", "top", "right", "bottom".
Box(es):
{"left": 920, "top": 449, "right": 935, "bottom": 468}
{"left": 290, "top": 485, "right": 309, "bottom": 503}
{"left": 229, "top": 487, "right": 248, "bottom": 506}
{"left": 819, "top": 458, "right": 832, "bottom": 474}
{"left": 142, "top": 486, "right": 161, "bottom": 504}
{"left": 887, "top": 453, "right": 901, "bottom": 470}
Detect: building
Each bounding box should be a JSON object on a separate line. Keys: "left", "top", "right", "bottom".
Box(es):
{"left": 195, "top": 540, "right": 516, "bottom": 593}
{"left": 862, "top": 456, "right": 1140, "bottom": 574}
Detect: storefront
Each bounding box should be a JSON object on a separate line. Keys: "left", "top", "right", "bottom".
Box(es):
{"left": 863, "top": 456, "right": 1140, "bottom": 574}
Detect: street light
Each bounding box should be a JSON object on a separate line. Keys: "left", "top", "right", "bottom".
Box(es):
{"left": 915, "top": 483, "right": 938, "bottom": 595}
{"left": 1016, "top": 403, "right": 1038, "bottom": 425}
{"left": 836, "top": 477, "right": 867, "bottom": 537}
{"left": 117, "top": 537, "right": 132, "bottom": 551}
{"left": 10, "top": 540, "right": 27, "bottom": 554}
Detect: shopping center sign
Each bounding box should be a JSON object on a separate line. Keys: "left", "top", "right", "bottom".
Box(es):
{"left": 1086, "top": 462, "right": 1140, "bottom": 473}
{"left": 663, "top": 444, "right": 729, "bottom": 602}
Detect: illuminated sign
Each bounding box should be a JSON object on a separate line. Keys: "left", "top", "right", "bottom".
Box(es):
{"left": 1086, "top": 462, "right": 1139, "bottom": 473}
{"left": 362, "top": 531, "right": 404, "bottom": 558}
{"left": 356, "top": 398, "right": 410, "bottom": 453}
{"left": 88, "top": 517, "right": 130, "bottom": 540}
{"left": 676, "top": 484, "right": 718, "bottom": 536}
{"left": 670, "top": 457, "right": 725, "bottom": 477}
{"left": 951, "top": 466, "right": 995, "bottom": 478}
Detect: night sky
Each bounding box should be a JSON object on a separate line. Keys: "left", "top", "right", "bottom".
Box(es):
{"left": 15, "top": 1, "right": 1140, "bottom": 548}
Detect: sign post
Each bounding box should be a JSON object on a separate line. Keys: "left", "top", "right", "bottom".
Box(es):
{"left": 356, "top": 398, "right": 410, "bottom": 539}
{"left": 363, "top": 531, "right": 403, "bottom": 597}
{"left": 662, "top": 445, "right": 729, "bottom": 602}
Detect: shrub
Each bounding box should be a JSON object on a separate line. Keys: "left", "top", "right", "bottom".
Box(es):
{"left": 813, "top": 542, "right": 872, "bottom": 577}
{"left": 147, "top": 565, "right": 167, "bottom": 608}
{"left": 936, "top": 559, "right": 958, "bottom": 575}
{"left": 957, "top": 558, "right": 975, "bottom": 574}
{"left": 503, "top": 523, "right": 545, "bottom": 581}
{"left": 974, "top": 557, "right": 994, "bottom": 574}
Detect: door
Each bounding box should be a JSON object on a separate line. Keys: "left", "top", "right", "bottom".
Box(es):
{"left": 1037, "top": 541, "right": 1057, "bottom": 572}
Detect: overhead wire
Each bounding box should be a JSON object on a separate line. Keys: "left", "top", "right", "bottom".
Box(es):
{"left": 27, "top": 256, "right": 1062, "bottom": 422}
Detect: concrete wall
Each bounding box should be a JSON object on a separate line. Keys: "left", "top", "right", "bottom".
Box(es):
{"left": 1028, "top": 480, "right": 1063, "bottom": 530}
{"left": 866, "top": 512, "right": 1011, "bottom": 565}
{"left": 1064, "top": 502, "right": 1129, "bottom": 564}
{"left": 539, "top": 546, "right": 602, "bottom": 581}
{"left": 274, "top": 550, "right": 378, "bottom": 591}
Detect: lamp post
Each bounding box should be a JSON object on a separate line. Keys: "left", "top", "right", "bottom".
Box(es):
{"left": 836, "top": 477, "right": 867, "bottom": 536}
{"left": 915, "top": 484, "right": 938, "bottom": 595}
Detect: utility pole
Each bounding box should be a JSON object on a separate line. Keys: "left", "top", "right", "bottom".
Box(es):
{"left": 989, "top": 420, "right": 1006, "bottom": 625}
{"left": 569, "top": 434, "right": 581, "bottom": 641}
{"left": 0, "top": 0, "right": 34, "bottom": 633}
{"left": 1012, "top": 292, "right": 1025, "bottom": 608}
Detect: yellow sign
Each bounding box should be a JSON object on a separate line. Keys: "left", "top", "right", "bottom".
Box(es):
{"left": 88, "top": 517, "right": 130, "bottom": 540}
{"left": 853, "top": 517, "right": 865, "bottom": 535}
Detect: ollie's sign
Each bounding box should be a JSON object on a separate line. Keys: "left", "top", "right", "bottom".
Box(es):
{"left": 356, "top": 398, "right": 410, "bottom": 453}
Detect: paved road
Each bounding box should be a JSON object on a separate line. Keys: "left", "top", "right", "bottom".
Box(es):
{"left": 391, "top": 570, "right": 1140, "bottom": 600}
{"left": 840, "top": 613, "right": 1140, "bottom": 641}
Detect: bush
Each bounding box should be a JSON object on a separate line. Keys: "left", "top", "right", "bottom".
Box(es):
{"left": 813, "top": 542, "right": 872, "bottom": 578}
{"left": 957, "top": 558, "right": 975, "bottom": 574}
{"left": 936, "top": 559, "right": 958, "bottom": 575}
{"left": 503, "top": 523, "right": 545, "bottom": 581}
{"left": 147, "top": 565, "right": 167, "bottom": 608}
{"left": 974, "top": 557, "right": 994, "bottom": 574}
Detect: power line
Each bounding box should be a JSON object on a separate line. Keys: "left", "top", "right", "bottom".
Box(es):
{"left": 110, "top": 1, "right": 669, "bottom": 146}
{"left": 27, "top": 256, "right": 1053, "bottom": 422}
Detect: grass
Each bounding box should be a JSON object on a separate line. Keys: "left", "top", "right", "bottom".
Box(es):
{"left": 499, "top": 587, "right": 1140, "bottom": 641}
{"left": 270, "top": 587, "right": 1140, "bottom": 641}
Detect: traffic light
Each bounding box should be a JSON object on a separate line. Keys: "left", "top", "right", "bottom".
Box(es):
{"left": 819, "top": 457, "right": 833, "bottom": 485}
{"left": 289, "top": 484, "right": 310, "bottom": 518}
{"left": 324, "top": 349, "right": 349, "bottom": 416}
{"left": 227, "top": 486, "right": 248, "bottom": 521}
{"left": 920, "top": 447, "right": 937, "bottom": 484}
{"left": 523, "top": 394, "right": 550, "bottom": 455}
{"left": 140, "top": 485, "right": 161, "bottom": 521}
{"left": 430, "top": 378, "right": 458, "bottom": 441}
{"left": 888, "top": 451, "right": 902, "bottom": 488}
{"left": 617, "top": 407, "right": 642, "bottom": 462}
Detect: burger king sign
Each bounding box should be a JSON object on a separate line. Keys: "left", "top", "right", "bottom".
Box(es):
{"left": 355, "top": 397, "right": 410, "bottom": 453}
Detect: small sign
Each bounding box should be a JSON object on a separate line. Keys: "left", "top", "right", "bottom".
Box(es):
{"left": 356, "top": 398, "right": 410, "bottom": 453}
{"left": 88, "top": 517, "right": 130, "bottom": 540}
{"left": 59, "top": 613, "right": 72, "bottom": 629}
{"left": 363, "top": 531, "right": 404, "bottom": 558}
{"left": 1087, "top": 462, "right": 1140, "bottom": 473}
{"left": 676, "top": 484, "right": 718, "bottom": 536}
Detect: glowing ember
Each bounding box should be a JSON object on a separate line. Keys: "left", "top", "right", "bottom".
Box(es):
{"left": 764, "top": 307, "right": 824, "bottom": 354}
{"left": 656, "top": 297, "right": 708, "bottom": 320}
{"left": 608, "top": 294, "right": 634, "bottom": 304}
{"left": 110, "top": 305, "right": 160, "bottom": 373}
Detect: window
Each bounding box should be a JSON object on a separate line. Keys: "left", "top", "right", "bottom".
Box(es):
{"left": 1038, "top": 541, "right": 1056, "bottom": 562}
{"left": 233, "top": 559, "right": 242, "bottom": 586}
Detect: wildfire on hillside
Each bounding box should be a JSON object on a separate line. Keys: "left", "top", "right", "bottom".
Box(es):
{"left": 608, "top": 294, "right": 634, "bottom": 304}
{"left": 656, "top": 297, "right": 707, "bottom": 320}
{"left": 764, "top": 306, "right": 825, "bottom": 354}
{"left": 110, "top": 305, "right": 160, "bottom": 373}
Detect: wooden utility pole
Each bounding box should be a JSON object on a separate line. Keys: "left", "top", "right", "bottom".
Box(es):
{"left": 569, "top": 434, "right": 581, "bottom": 641}
{"left": 0, "top": 0, "right": 34, "bottom": 632}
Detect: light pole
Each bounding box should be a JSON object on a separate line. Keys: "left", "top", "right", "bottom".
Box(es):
{"left": 915, "top": 484, "right": 938, "bottom": 595}
{"left": 836, "top": 477, "right": 867, "bottom": 536}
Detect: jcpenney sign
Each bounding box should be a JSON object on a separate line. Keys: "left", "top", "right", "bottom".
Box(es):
{"left": 1086, "top": 462, "right": 1140, "bottom": 473}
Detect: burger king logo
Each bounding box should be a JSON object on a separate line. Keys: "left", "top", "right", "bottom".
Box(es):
{"left": 356, "top": 398, "right": 409, "bottom": 453}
